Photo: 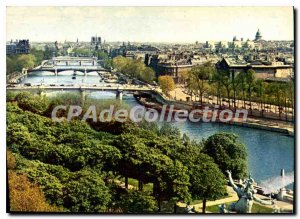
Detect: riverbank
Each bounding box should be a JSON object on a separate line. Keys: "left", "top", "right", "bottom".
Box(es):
{"left": 142, "top": 91, "right": 294, "bottom": 136}
{"left": 229, "top": 117, "right": 294, "bottom": 136}
{"left": 169, "top": 86, "right": 294, "bottom": 122}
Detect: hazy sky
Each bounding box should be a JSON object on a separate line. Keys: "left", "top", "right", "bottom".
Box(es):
{"left": 6, "top": 7, "right": 294, "bottom": 43}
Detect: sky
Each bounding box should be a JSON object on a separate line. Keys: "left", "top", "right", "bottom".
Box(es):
{"left": 6, "top": 6, "right": 294, "bottom": 43}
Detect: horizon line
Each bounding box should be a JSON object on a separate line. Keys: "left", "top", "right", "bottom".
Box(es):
{"left": 7, "top": 39, "right": 295, "bottom": 44}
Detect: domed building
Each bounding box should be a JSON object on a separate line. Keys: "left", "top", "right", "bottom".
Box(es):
{"left": 255, "top": 29, "right": 263, "bottom": 41}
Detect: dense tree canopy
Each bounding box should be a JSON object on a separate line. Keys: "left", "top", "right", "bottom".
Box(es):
{"left": 113, "top": 56, "right": 155, "bottom": 83}
{"left": 6, "top": 48, "right": 54, "bottom": 75}
{"left": 189, "top": 67, "right": 294, "bottom": 114}
{"left": 7, "top": 92, "right": 248, "bottom": 213}
{"left": 6, "top": 54, "right": 37, "bottom": 75}
{"left": 202, "top": 132, "right": 248, "bottom": 179}
{"left": 7, "top": 150, "right": 63, "bottom": 212}
{"left": 94, "top": 51, "right": 112, "bottom": 69}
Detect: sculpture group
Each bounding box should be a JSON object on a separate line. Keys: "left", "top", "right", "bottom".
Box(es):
{"left": 221, "top": 170, "right": 274, "bottom": 213}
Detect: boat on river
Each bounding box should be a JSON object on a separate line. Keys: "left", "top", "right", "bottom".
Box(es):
{"left": 104, "top": 79, "right": 118, "bottom": 83}
{"left": 133, "top": 94, "right": 183, "bottom": 118}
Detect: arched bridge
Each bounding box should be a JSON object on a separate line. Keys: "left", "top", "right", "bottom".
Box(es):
{"left": 7, "top": 84, "right": 156, "bottom": 100}
{"left": 28, "top": 56, "right": 107, "bottom": 75}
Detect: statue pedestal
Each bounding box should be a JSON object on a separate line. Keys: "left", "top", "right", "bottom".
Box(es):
{"left": 277, "top": 188, "right": 287, "bottom": 201}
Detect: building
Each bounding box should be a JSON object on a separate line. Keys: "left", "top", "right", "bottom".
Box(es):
{"left": 157, "top": 60, "right": 192, "bottom": 83}
{"left": 6, "top": 39, "right": 30, "bottom": 55}
{"left": 216, "top": 58, "right": 293, "bottom": 80}
{"left": 205, "top": 30, "right": 263, "bottom": 51}
{"left": 91, "top": 36, "right": 101, "bottom": 45}
{"left": 112, "top": 42, "right": 159, "bottom": 61}
{"left": 255, "top": 29, "right": 263, "bottom": 41}
{"left": 91, "top": 35, "right": 101, "bottom": 50}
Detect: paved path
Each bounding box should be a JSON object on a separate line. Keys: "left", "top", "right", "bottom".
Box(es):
{"left": 114, "top": 179, "right": 136, "bottom": 190}
{"left": 169, "top": 86, "right": 293, "bottom": 115}
{"left": 177, "top": 186, "right": 239, "bottom": 212}
{"left": 169, "top": 86, "right": 294, "bottom": 135}
{"left": 255, "top": 193, "right": 293, "bottom": 212}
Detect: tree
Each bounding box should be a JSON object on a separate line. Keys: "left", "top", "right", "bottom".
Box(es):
{"left": 216, "top": 69, "right": 231, "bottom": 107}
{"left": 202, "top": 132, "right": 248, "bottom": 179}
{"left": 230, "top": 72, "right": 240, "bottom": 108}
{"left": 254, "top": 79, "right": 267, "bottom": 115}
{"left": 7, "top": 48, "right": 53, "bottom": 75}
{"left": 15, "top": 92, "right": 49, "bottom": 114}
{"left": 64, "top": 169, "right": 111, "bottom": 212}
{"left": 189, "top": 153, "right": 227, "bottom": 213}
{"left": 7, "top": 150, "right": 16, "bottom": 170}
{"left": 245, "top": 69, "right": 256, "bottom": 110}
{"left": 7, "top": 54, "right": 36, "bottom": 74}
{"left": 7, "top": 122, "right": 31, "bottom": 153}
{"left": 95, "top": 51, "right": 112, "bottom": 69}
{"left": 112, "top": 56, "right": 128, "bottom": 72}
{"left": 6, "top": 56, "right": 15, "bottom": 74}
{"left": 30, "top": 48, "right": 44, "bottom": 64}
{"left": 119, "top": 191, "right": 158, "bottom": 213}
{"left": 286, "top": 80, "right": 294, "bottom": 120}
{"left": 158, "top": 75, "right": 175, "bottom": 96}
{"left": 16, "top": 54, "right": 36, "bottom": 70}
{"left": 112, "top": 56, "right": 155, "bottom": 83}
{"left": 268, "top": 82, "right": 280, "bottom": 113}
{"left": 44, "top": 45, "right": 55, "bottom": 59}
{"left": 7, "top": 150, "right": 63, "bottom": 212}
{"left": 159, "top": 123, "right": 181, "bottom": 139}
{"left": 236, "top": 70, "right": 248, "bottom": 108}
{"left": 9, "top": 93, "right": 253, "bottom": 213}
{"left": 73, "top": 48, "right": 90, "bottom": 57}
{"left": 211, "top": 70, "right": 222, "bottom": 105}
{"left": 187, "top": 62, "right": 213, "bottom": 104}
{"left": 178, "top": 69, "right": 188, "bottom": 84}
{"left": 8, "top": 171, "right": 63, "bottom": 212}
{"left": 141, "top": 67, "right": 155, "bottom": 83}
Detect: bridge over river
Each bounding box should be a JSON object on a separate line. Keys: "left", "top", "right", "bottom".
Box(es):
{"left": 28, "top": 56, "right": 107, "bottom": 75}
{"left": 7, "top": 84, "right": 155, "bottom": 100}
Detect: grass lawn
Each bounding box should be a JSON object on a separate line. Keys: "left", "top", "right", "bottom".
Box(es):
{"left": 206, "top": 202, "right": 273, "bottom": 213}
{"left": 119, "top": 177, "right": 153, "bottom": 192}
{"left": 190, "top": 192, "right": 230, "bottom": 205}
{"left": 190, "top": 199, "right": 202, "bottom": 205}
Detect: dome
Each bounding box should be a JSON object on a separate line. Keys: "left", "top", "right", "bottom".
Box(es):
{"left": 255, "top": 29, "right": 262, "bottom": 41}
{"left": 256, "top": 29, "right": 262, "bottom": 37}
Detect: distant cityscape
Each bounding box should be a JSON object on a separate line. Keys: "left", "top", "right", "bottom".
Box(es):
{"left": 7, "top": 29, "right": 294, "bottom": 84}
{"left": 6, "top": 6, "right": 295, "bottom": 214}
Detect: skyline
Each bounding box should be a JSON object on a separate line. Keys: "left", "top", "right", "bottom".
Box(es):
{"left": 6, "top": 7, "right": 294, "bottom": 43}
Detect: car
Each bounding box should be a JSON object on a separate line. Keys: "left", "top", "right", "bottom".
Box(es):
{"left": 60, "top": 84, "right": 65, "bottom": 86}
{"left": 50, "top": 84, "right": 55, "bottom": 86}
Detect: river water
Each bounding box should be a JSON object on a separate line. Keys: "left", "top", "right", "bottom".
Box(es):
{"left": 19, "top": 72, "right": 295, "bottom": 189}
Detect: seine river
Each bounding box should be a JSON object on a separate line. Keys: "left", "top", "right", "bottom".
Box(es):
{"left": 19, "top": 72, "right": 295, "bottom": 188}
